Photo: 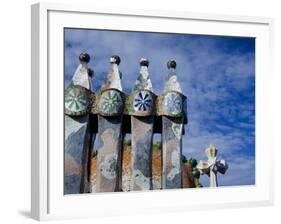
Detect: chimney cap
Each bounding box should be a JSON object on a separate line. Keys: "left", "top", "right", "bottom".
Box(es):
{"left": 110, "top": 55, "right": 121, "bottom": 65}
{"left": 79, "top": 53, "right": 90, "bottom": 63}
{"left": 167, "top": 59, "right": 176, "bottom": 69}
{"left": 140, "top": 58, "right": 149, "bottom": 67}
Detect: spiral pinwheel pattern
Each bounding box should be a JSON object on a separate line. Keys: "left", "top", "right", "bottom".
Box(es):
{"left": 99, "top": 90, "right": 122, "bottom": 114}
{"left": 163, "top": 92, "right": 182, "bottom": 115}
{"left": 64, "top": 86, "right": 91, "bottom": 116}
{"left": 133, "top": 91, "right": 153, "bottom": 112}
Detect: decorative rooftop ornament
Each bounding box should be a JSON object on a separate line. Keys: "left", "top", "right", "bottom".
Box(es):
{"left": 64, "top": 53, "right": 94, "bottom": 194}
{"left": 95, "top": 55, "right": 124, "bottom": 192}
{"left": 197, "top": 145, "right": 228, "bottom": 187}
{"left": 133, "top": 58, "right": 153, "bottom": 92}
{"left": 97, "top": 89, "right": 124, "bottom": 116}
{"left": 124, "top": 58, "right": 156, "bottom": 117}
{"left": 133, "top": 91, "right": 153, "bottom": 112}
{"left": 158, "top": 91, "right": 186, "bottom": 117}
{"left": 64, "top": 85, "right": 93, "bottom": 116}
{"left": 71, "top": 53, "right": 93, "bottom": 89}
{"left": 157, "top": 60, "right": 186, "bottom": 118}
{"left": 101, "top": 55, "right": 122, "bottom": 91}
{"left": 130, "top": 58, "right": 155, "bottom": 191}
{"left": 164, "top": 59, "right": 182, "bottom": 93}
{"left": 62, "top": 55, "right": 192, "bottom": 193}
{"left": 162, "top": 59, "right": 186, "bottom": 189}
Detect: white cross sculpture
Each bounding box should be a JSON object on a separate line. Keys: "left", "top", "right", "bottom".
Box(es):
{"left": 197, "top": 145, "right": 228, "bottom": 187}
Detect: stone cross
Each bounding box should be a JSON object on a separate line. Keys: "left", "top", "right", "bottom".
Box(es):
{"left": 197, "top": 145, "right": 228, "bottom": 187}
{"left": 162, "top": 60, "right": 185, "bottom": 189}
{"left": 95, "top": 55, "right": 124, "bottom": 192}
{"left": 130, "top": 58, "right": 154, "bottom": 191}
{"left": 64, "top": 53, "right": 94, "bottom": 194}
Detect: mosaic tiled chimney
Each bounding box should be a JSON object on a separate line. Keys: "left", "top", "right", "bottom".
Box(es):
{"left": 130, "top": 58, "right": 155, "bottom": 191}
{"left": 64, "top": 54, "right": 188, "bottom": 193}
{"left": 161, "top": 60, "right": 186, "bottom": 189}
{"left": 95, "top": 56, "right": 124, "bottom": 192}
{"left": 64, "top": 53, "right": 94, "bottom": 194}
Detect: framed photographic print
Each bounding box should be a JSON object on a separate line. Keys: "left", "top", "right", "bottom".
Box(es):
{"left": 31, "top": 2, "right": 274, "bottom": 221}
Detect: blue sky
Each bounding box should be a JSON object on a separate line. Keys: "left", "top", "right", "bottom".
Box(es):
{"left": 64, "top": 28, "right": 255, "bottom": 187}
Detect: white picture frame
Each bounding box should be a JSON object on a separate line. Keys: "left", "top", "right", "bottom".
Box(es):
{"left": 31, "top": 2, "right": 274, "bottom": 221}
